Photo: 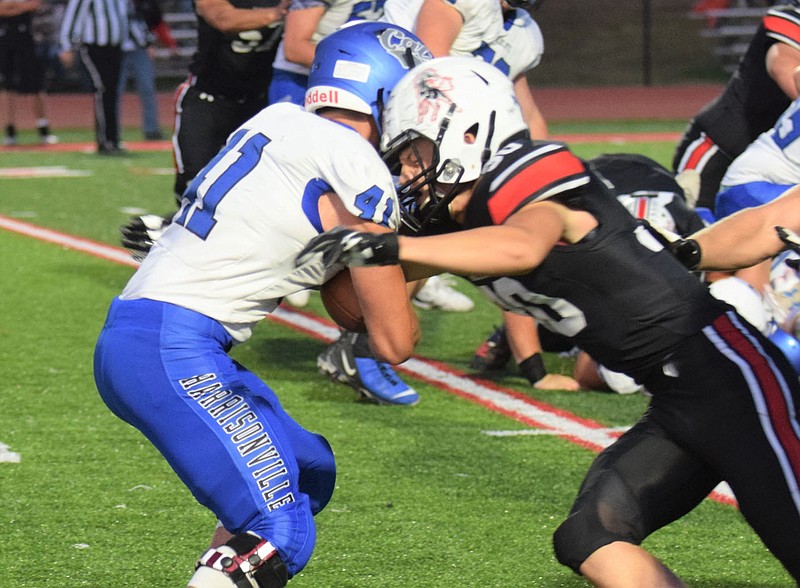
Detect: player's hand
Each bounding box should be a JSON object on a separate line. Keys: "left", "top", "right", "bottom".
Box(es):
{"left": 776, "top": 226, "right": 800, "bottom": 253}
{"left": 295, "top": 227, "right": 400, "bottom": 269}
{"left": 776, "top": 226, "right": 800, "bottom": 271}
{"left": 120, "top": 214, "right": 170, "bottom": 262}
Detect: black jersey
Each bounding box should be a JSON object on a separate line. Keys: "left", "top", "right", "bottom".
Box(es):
{"left": 693, "top": 4, "right": 800, "bottom": 157}
{"left": 0, "top": 9, "right": 32, "bottom": 35}
{"left": 190, "top": 0, "right": 283, "bottom": 99}
{"left": 464, "top": 140, "right": 728, "bottom": 378}
{"left": 588, "top": 153, "right": 706, "bottom": 237}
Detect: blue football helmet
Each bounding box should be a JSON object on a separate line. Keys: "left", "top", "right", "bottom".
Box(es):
{"left": 767, "top": 322, "right": 800, "bottom": 376}
{"left": 305, "top": 21, "right": 432, "bottom": 133}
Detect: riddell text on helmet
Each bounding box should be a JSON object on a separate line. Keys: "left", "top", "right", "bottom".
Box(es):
{"left": 305, "top": 89, "right": 340, "bottom": 109}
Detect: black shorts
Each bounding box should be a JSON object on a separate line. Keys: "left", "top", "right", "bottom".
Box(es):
{"left": 555, "top": 311, "right": 800, "bottom": 579}
{"left": 172, "top": 80, "right": 268, "bottom": 199}
{"left": 0, "top": 30, "right": 45, "bottom": 93}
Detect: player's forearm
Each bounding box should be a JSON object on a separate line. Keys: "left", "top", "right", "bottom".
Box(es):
{"left": 196, "top": 0, "right": 286, "bottom": 34}
{"left": 0, "top": 0, "right": 39, "bottom": 16}
{"left": 692, "top": 189, "right": 800, "bottom": 270}
{"left": 397, "top": 225, "right": 545, "bottom": 277}
{"left": 283, "top": 40, "right": 316, "bottom": 68}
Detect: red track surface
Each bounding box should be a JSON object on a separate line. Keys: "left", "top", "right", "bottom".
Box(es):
{"left": 4, "top": 84, "right": 723, "bottom": 134}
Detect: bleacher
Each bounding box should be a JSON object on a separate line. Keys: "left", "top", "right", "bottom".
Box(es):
{"left": 151, "top": 11, "right": 198, "bottom": 80}
{"left": 149, "top": 3, "right": 770, "bottom": 83}
{"left": 690, "top": 5, "right": 768, "bottom": 73}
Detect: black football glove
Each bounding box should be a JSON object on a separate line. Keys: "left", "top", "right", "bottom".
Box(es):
{"left": 776, "top": 226, "right": 800, "bottom": 271}
{"left": 668, "top": 238, "right": 702, "bottom": 271}
{"left": 641, "top": 219, "right": 702, "bottom": 270}
{"left": 120, "top": 214, "right": 170, "bottom": 262}
{"left": 295, "top": 227, "right": 400, "bottom": 269}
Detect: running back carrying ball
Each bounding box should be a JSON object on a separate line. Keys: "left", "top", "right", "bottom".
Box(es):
{"left": 320, "top": 269, "right": 367, "bottom": 332}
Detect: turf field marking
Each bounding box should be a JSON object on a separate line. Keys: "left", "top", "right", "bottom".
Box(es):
{"left": 0, "top": 442, "right": 21, "bottom": 463}
{"left": 0, "top": 214, "right": 736, "bottom": 504}
{"left": 0, "top": 214, "right": 138, "bottom": 268}
{"left": 0, "top": 166, "right": 92, "bottom": 178}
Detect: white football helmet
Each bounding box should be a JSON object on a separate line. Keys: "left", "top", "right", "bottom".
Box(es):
{"left": 380, "top": 56, "right": 527, "bottom": 233}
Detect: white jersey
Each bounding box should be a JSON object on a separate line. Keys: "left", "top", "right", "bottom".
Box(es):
{"left": 272, "top": 0, "right": 386, "bottom": 75}
{"left": 721, "top": 96, "right": 800, "bottom": 188}
{"left": 381, "top": 0, "right": 543, "bottom": 80}
{"left": 381, "top": 0, "right": 421, "bottom": 30}
{"left": 121, "top": 103, "right": 399, "bottom": 343}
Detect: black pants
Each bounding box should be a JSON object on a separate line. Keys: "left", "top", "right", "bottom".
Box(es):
{"left": 78, "top": 44, "right": 123, "bottom": 150}
{"left": 172, "top": 79, "right": 267, "bottom": 200}
{"left": 554, "top": 311, "right": 800, "bottom": 580}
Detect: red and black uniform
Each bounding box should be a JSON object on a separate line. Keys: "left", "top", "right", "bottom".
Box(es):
{"left": 173, "top": 0, "right": 283, "bottom": 199}
{"left": 466, "top": 139, "right": 800, "bottom": 580}
{"left": 0, "top": 8, "right": 44, "bottom": 94}
{"left": 673, "top": 3, "right": 800, "bottom": 211}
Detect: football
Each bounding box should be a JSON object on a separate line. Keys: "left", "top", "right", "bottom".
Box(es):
{"left": 320, "top": 269, "right": 367, "bottom": 332}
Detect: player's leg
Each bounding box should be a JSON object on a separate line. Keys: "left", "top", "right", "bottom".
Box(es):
{"left": 128, "top": 47, "right": 161, "bottom": 139}
{"left": 79, "top": 44, "right": 124, "bottom": 152}
{"left": 318, "top": 330, "right": 419, "bottom": 406}
{"left": 552, "top": 415, "right": 719, "bottom": 587}
{"left": 688, "top": 312, "right": 800, "bottom": 580}
{"left": 672, "top": 123, "right": 732, "bottom": 211}
{"left": 235, "top": 365, "right": 336, "bottom": 516}
{"left": 0, "top": 36, "right": 18, "bottom": 146}
{"left": 16, "top": 31, "right": 56, "bottom": 145}
{"left": 580, "top": 542, "right": 687, "bottom": 588}
{"left": 94, "top": 298, "right": 327, "bottom": 583}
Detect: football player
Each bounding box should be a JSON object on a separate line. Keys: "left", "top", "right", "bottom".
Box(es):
{"left": 268, "top": 0, "right": 387, "bottom": 106}
{"left": 673, "top": 1, "right": 800, "bottom": 211}
{"left": 268, "top": 0, "right": 391, "bottom": 309}
{"left": 119, "top": 0, "right": 288, "bottom": 256}
{"left": 297, "top": 56, "right": 800, "bottom": 586}
{"left": 93, "top": 22, "right": 427, "bottom": 588}
{"left": 318, "top": 0, "right": 559, "bottom": 404}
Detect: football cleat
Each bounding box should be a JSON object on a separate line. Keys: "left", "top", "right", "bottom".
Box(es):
{"left": 317, "top": 332, "right": 419, "bottom": 406}
{"left": 470, "top": 324, "right": 512, "bottom": 373}
{"left": 120, "top": 214, "right": 171, "bottom": 262}
{"left": 412, "top": 274, "right": 474, "bottom": 312}
{"left": 190, "top": 531, "right": 287, "bottom": 588}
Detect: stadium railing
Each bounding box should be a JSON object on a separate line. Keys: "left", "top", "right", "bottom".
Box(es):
{"left": 690, "top": 6, "right": 767, "bottom": 73}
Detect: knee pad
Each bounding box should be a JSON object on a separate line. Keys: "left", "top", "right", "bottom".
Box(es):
{"left": 190, "top": 532, "right": 288, "bottom": 588}
{"left": 552, "top": 472, "right": 644, "bottom": 573}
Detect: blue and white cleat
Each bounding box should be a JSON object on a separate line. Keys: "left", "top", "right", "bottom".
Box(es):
{"left": 317, "top": 332, "right": 419, "bottom": 406}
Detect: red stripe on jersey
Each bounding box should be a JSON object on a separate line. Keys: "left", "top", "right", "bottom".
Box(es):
{"left": 713, "top": 314, "right": 800, "bottom": 484}
{"left": 684, "top": 135, "right": 716, "bottom": 170}
{"left": 488, "top": 150, "right": 586, "bottom": 224}
{"left": 764, "top": 14, "right": 800, "bottom": 46}
{"left": 634, "top": 197, "right": 648, "bottom": 220}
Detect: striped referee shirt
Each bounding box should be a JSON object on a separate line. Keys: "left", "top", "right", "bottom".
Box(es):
{"left": 59, "top": 0, "right": 131, "bottom": 50}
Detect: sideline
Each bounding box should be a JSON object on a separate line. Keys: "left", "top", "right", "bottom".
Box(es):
{"left": 0, "top": 213, "right": 736, "bottom": 505}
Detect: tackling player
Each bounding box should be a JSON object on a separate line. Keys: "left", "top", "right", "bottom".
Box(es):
{"left": 297, "top": 56, "right": 800, "bottom": 586}
{"left": 673, "top": 1, "right": 800, "bottom": 211}
{"left": 93, "top": 22, "right": 427, "bottom": 588}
